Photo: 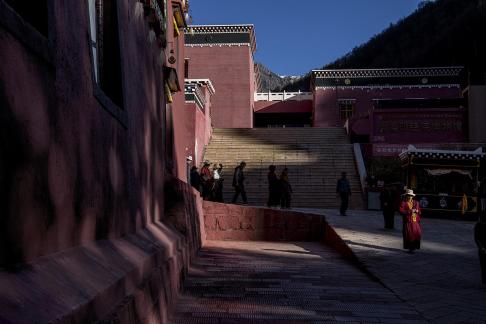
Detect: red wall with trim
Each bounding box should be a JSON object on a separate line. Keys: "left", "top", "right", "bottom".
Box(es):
{"left": 313, "top": 87, "right": 461, "bottom": 128}
{"left": 185, "top": 45, "right": 254, "bottom": 128}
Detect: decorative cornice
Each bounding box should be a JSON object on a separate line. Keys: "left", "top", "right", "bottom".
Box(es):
{"left": 399, "top": 145, "right": 484, "bottom": 161}
{"left": 184, "top": 24, "right": 256, "bottom": 53}
{"left": 185, "top": 24, "right": 254, "bottom": 34}
{"left": 185, "top": 78, "right": 215, "bottom": 95}
{"left": 184, "top": 83, "right": 206, "bottom": 110}
{"left": 185, "top": 43, "right": 251, "bottom": 48}
{"left": 315, "top": 84, "right": 461, "bottom": 90}
{"left": 312, "top": 67, "right": 464, "bottom": 79}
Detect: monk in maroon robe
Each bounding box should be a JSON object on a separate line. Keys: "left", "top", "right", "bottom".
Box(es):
{"left": 399, "top": 189, "right": 422, "bottom": 252}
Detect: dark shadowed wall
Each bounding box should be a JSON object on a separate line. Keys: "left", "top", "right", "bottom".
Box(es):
{"left": 0, "top": 0, "right": 185, "bottom": 266}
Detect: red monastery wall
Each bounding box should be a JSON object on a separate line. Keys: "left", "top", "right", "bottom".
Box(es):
{"left": 0, "top": 1, "right": 207, "bottom": 322}
{"left": 185, "top": 46, "right": 254, "bottom": 128}
{"left": 313, "top": 86, "right": 461, "bottom": 128}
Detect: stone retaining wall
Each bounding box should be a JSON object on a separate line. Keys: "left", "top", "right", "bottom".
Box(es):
{"left": 203, "top": 201, "right": 325, "bottom": 241}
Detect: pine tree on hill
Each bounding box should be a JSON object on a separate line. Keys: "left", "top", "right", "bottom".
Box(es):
{"left": 281, "top": 0, "right": 486, "bottom": 91}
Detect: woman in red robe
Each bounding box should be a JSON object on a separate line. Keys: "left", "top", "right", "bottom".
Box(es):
{"left": 399, "top": 189, "right": 422, "bottom": 253}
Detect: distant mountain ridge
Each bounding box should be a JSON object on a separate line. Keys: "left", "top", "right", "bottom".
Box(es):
{"left": 257, "top": 0, "right": 486, "bottom": 92}
{"left": 255, "top": 63, "right": 303, "bottom": 92}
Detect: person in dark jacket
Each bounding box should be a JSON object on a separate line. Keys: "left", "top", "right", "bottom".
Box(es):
{"left": 190, "top": 166, "right": 201, "bottom": 193}
{"left": 380, "top": 184, "right": 397, "bottom": 229}
{"left": 336, "top": 172, "right": 351, "bottom": 216}
{"left": 280, "top": 168, "right": 292, "bottom": 209}
{"left": 267, "top": 165, "right": 281, "bottom": 207}
{"left": 232, "top": 161, "right": 247, "bottom": 204}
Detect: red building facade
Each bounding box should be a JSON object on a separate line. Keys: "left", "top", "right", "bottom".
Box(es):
{"left": 184, "top": 25, "right": 257, "bottom": 128}
{"left": 0, "top": 1, "right": 215, "bottom": 322}
{"left": 311, "top": 67, "right": 466, "bottom": 145}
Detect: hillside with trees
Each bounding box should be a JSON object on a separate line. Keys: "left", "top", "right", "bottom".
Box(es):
{"left": 256, "top": 63, "right": 303, "bottom": 92}
{"left": 277, "top": 0, "right": 486, "bottom": 91}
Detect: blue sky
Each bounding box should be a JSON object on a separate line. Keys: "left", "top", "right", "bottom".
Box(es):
{"left": 189, "top": 0, "right": 424, "bottom": 76}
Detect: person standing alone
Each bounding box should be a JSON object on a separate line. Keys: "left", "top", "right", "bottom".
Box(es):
{"left": 336, "top": 172, "right": 351, "bottom": 216}
{"left": 380, "top": 184, "right": 397, "bottom": 229}
{"left": 232, "top": 161, "right": 247, "bottom": 204}
{"left": 399, "top": 189, "right": 422, "bottom": 253}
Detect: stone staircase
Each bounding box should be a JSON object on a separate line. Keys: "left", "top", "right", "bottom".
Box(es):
{"left": 203, "top": 128, "right": 363, "bottom": 209}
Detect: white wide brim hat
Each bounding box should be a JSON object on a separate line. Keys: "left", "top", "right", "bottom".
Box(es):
{"left": 404, "top": 189, "right": 415, "bottom": 196}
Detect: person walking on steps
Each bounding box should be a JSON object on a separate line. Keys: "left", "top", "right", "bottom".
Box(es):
{"left": 336, "top": 172, "right": 351, "bottom": 216}
{"left": 232, "top": 161, "right": 247, "bottom": 204}
{"left": 267, "top": 165, "right": 281, "bottom": 207}
{"left": 280, "top": 168, "right": 292, "bottom": 209}
{"left": 399, "top": 189, "right": 422, "bottom": 253}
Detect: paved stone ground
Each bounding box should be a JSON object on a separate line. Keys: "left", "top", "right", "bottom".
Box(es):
{"left": 299, "top": 209, "right": 486, "bottom": 324}
{"left": 170, "top": 240, "right": 426, "bottom": 323}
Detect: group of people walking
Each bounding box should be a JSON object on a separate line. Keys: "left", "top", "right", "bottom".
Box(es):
{"left": 190, "top": 159, "right": 423, "bottom": 253}
{"left": 230, "top": 162, "right": 294, "bottom": 208}
{"left": 189, "top": 161, "right": 224, "bottom": 202}
{"left": 267, "top": 165, "right": 293, "bottom": 208}
{"left": 189, "top": 160, "right": 294, "bottom": 208}
{"left": 189, "top": 156, "right": 483, "bottom": 281}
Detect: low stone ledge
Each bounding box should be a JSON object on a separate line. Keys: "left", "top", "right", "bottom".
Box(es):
{"left": 203, "top": 201, "right": 326, "bottom": 241}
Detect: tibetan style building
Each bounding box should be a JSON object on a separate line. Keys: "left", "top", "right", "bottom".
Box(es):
{"left": 184, "top": 25, "right": 258, "bottom": 128}
{"left": 311, "top": 67, "right": 466, "bottom": 146}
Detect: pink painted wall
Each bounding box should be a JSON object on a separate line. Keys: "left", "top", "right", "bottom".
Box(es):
{"left": 203, "top": 201, "right": 325, "bottom": 241}
{"left": 185, "top": 46, "right": 254, "bottom": 128}
{"left": 0, "top": 0, "right": 195, "bottom": 265}
{"left": 254, "top": 100, "right": 313, "bottom": 114}
{"left": 313, "top": 86, "right": 461, "bottom": 127}
{"left": 175, "top": 85, "right": 213, "bottom": 181}
{"left": 0, "top": 178, "right": 207, "bottom": 323}
{"left": 173, "top": 100, "right": 195, "bottom": 182}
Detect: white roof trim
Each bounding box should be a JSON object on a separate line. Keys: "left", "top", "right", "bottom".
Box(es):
{"left": 399, "top": 145, "right": 485, "bottom": 159}
{"left": 185, "top": 79, "right": 216, "bottom": 95}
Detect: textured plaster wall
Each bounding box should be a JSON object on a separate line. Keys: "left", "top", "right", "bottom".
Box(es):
{"left": 313, "top": 87, "right": 461, "bottom": 127}
{"left": 0, "top": 0, "right": 176, "bottom": 265}
{"left": 203, "top": 201, "right": 325, "bottom": 241}
{"left": 0, "top": 178, "right": 206, "bottom": 324}
{"left": 0, "top": 1, "right": 208, "bottom": 322}
{"left": 185, "top": 45, "right": 253, "bottom": 128}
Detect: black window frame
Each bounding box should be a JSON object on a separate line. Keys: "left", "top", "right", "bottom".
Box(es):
{"left": 86, "top": 0, "right": 127, "bottom": 127}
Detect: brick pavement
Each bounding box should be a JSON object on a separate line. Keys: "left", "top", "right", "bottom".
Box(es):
{"left": 170, "top": 240, "right": 426, "bottom": 323}
{"left": 300, "top": 209, "right": 486, "bottom": 324}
